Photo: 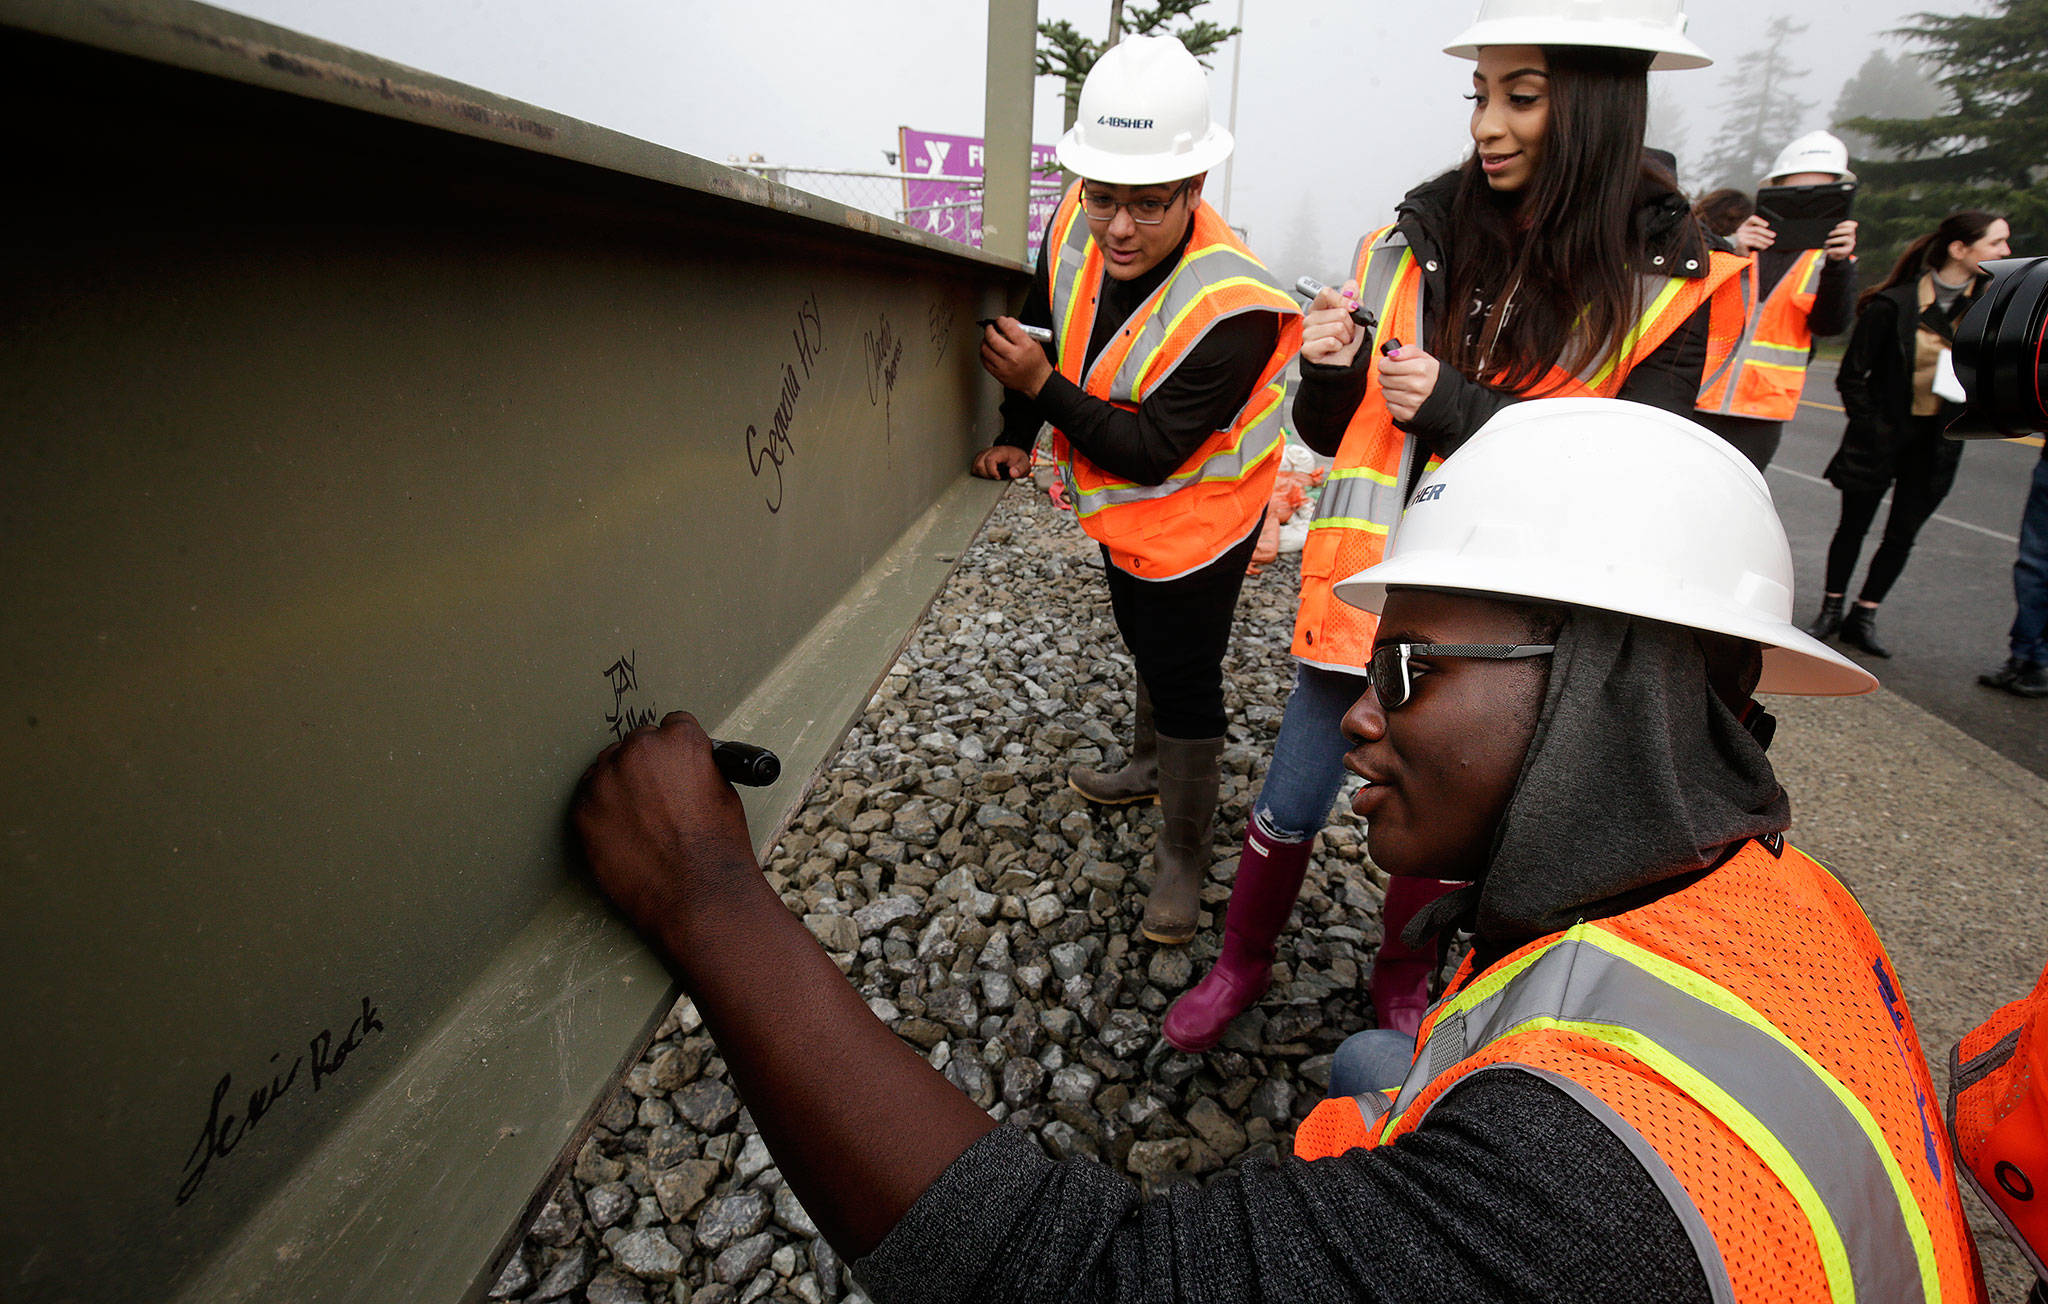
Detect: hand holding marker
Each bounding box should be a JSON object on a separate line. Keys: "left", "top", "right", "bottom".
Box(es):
{"left": 976, "top": 318, "right": 1053, "bottom": 345}
{"left": 1293, "top": 276, "right": 1376, "bottom": 333}
{"left": 710, "top": 740, "right": 781, "bottom": 786}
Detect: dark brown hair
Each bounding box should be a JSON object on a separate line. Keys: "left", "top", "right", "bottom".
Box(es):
{"left": 1694, "top": 188, "right": 1754, "bottom": 239}
{"left": 1433, "top": 45, "right": 1682, "bottom": 394}
{"left": 1859, "top": 209, "right": 2005, "bottom": 312}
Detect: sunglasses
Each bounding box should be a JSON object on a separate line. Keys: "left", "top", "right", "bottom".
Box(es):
{"left": 1366, "top": 642, "right": 1556, "bottom": 711}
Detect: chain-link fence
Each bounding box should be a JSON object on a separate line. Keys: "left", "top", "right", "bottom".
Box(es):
{"left": 733, "top": 164, "right": 1064, "bottom": 252}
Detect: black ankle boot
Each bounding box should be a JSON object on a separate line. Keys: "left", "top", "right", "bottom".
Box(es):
{"left": 1805, "top": 595, "right": 1845, "bottom": 640}
{"left": 1839, "top": 604, "right": 1891, "bottom": 658}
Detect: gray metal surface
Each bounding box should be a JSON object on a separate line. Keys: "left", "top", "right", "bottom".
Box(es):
{"left": 0, "top": 3, "right": 1022, "bottom": 1301}
{"left": 982, "top": 0, "right": 1041, "bottom": 263}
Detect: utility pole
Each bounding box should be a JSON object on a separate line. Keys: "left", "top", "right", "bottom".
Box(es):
{"left": 1217, "top": 0, "right": 1245, "bottom": 221}
{"left": 1107, "top": 0, "right": 1126, "bottom": 46}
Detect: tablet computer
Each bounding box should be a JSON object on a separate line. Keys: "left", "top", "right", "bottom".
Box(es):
{"left": 1755, "top": 181, "right": 1857, "bottom": 252}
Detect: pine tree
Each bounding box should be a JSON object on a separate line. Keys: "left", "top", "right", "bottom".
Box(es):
{"left": 1830, "top": 50, "right": 1945, "bottom": 164}
{"left": 1699, "top": 16, "right": 1819, "bottom": 191}
{"left": 1844, "top": 0, "right": 2048, "bottom": 277}
{"left": 1037, "top": 1, "right": 1241, "bottom": 132}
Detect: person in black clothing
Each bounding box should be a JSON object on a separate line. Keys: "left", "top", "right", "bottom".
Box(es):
{"left": 968, "top": 34, "right": 1300, "bottom": 944}
{"left": 1807, "top": 210, "right": 2012, "bottom": 657}
{"left": 563, "top": 400, "right": 1972, "bottom": 1302}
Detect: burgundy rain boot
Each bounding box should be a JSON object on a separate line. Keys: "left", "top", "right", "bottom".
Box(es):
{"left": 1161, "top": 822, "right": 1315, "bottom": 1052}
{"left": 1369, "top": 876, "right": 1460, "bottom": 1038}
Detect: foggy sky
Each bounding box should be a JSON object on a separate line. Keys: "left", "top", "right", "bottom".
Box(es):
{"left": 213, "top": 0, "right": 1953, "bottom": 278}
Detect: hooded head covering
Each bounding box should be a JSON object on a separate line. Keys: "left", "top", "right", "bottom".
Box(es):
{"left": 1409, "top": 605, "right": 1789, "bottom": 949}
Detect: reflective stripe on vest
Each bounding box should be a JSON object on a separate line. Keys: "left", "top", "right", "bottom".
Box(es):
{"left": 1042, "top": 181, "right": 1303, "bottom": 580}
{"left": 1393, "top": 928, "right": 1942, "bottom": 1303}
{"left": 1698, "top": 248, "right": 1827, "bottom": 419}
{"left": 1287, "top": 239, "right": 1738, "bottom": 671}
{"left": 1948, "top": 959, "right": 2048, "bottom": 1279}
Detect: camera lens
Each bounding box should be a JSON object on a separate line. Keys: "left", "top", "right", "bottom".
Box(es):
{"left": 1949, "top": 256, "right": 2048, "bottom": 438}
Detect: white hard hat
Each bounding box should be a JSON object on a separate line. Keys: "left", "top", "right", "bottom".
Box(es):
{"left": 1765, "top": 130, "right": 1857, "bottom": 184}
{"left": 1444, "top": 0, "right": 1712, "bottom": 71}
{"left": 1331, "top": 399, "right": 1875, "bottom": 696}
{"left": 1055, "top": 34, "right": 1233, "bottom": 186}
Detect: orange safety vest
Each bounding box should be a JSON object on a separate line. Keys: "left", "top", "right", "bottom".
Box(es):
{"left": 1697, "top": 247, "right": 1829, "bottom": 421}
{"left": 1290, "top": 228, "right": 1741, "bottom": 669}
{"left": 1296, "top": 839, "right": 1986, "bottom": 1304}
{"left": 1949, "top": 958, "right": 2048, "bottom": 1283}
{"left": 1044, "top": 182, "right": 1304, "bottom": 580}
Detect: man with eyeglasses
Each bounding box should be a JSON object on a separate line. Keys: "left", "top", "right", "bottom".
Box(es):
{"left": 571, "top": 399, "right": 1983, "bottom": 1299}
{"left": 971, "top": 35, "right": 1302, "bottom": 945}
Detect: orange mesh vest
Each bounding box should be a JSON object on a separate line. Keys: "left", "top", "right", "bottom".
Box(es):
{"left": 1044, "top": 183, "right": 1304, "bottom": 580}
{"left": 1290, "top": 232, "right": 1742, "bottom": 669}
{"left": 1697, "top": 247, "right": 1829, "bottom": 421}
{"left": 1950, "top": 958, "right": 2048, "bottom": 1283}
{"left": 1295, "top": 840, "right": 1986, "bottom": 1304}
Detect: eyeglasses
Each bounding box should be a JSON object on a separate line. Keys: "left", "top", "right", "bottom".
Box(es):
{"left": 1079, "top": 179, "right": 1191, "bottom": 225}
{"left": 1366, "top": 642, "right": 1555, "bottom": 711}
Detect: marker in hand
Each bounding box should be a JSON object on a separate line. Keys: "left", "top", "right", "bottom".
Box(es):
{"left": 977, "top": 318, "right": 1053, "bottom": 345}
{"left": 710, "top": 740, "right": 781, "bottom": 786}
{"left": 1294, "top": 276, "right": 1376, "bottom": 331}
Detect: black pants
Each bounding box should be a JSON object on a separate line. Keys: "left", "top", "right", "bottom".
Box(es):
{"left": 1101, "top": 516, "right": 1263, "bottom": 739}
{"left": 1824, "top": 415, "right": 1963, "bottom": 603}
{"left": 1692, "top": 411, "right": 1783, "bottom": 472}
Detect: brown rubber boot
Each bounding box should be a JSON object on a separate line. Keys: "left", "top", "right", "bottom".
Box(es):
{"left": 1069, "top": 679, "right": 1159, "bottom": 805}
{"left": 1141, "top": 732, "right": 1227, "bottom": 945}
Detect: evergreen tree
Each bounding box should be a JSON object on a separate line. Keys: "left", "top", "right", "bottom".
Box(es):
{"left": 1844, "top": 0, "right": 2048, "bottom": 282}
{"left": 1038, "top": 1, "right": 1241, "bottom": 132}
{"left": 1646, "top": 82, "right": 1696, "bottom": 193}
{"left": 1699, "top": 16, "right": 1818, "bottom": 191}
{"left": 1830, "top": 50, "right": 1945, "bottom": 163}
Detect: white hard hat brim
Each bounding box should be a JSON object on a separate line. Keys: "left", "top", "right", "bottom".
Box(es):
{"left": 1333, "top": 557, "right": 1877, "bottom": 696}
{"left": 1054, "top": 122, "right": 1234, "bottom": 186}
{"left": 1444, "top": 19, "right": 1712, "bottom": 70}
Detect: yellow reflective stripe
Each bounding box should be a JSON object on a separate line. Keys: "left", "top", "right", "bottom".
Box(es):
{"left": 1587, "top": 277, "right": 1688, "bottom": 390}
{"left": 1306, "top": 517, "right": 1389, "bottom": 534}
{"left": 1328, "top": 465, "right": 1397, "bottom": 487}
{"left": 1524, "top": 1015, "right": 1859, "bottom": 1304}
{"left": 1131, "top": 273, "right": 1292, "bottom": 395}
{"left": 1368, "top": 246, "right": 1416, "bottom": 332}
{"left": 1743, "top": 359, "right": 1808, "bottom": 374}
{"left": 1749, "top": 341, "right": 1810, "bottom": 359}
{"left": 1583, "top": 930, "right": 1945, "bottom": 1304}
{"left": 1067, "top": 385, "right": 1284, "bottom": 508}
{"left": 1053, "top": 207, "right": 1093, "bottom": 365}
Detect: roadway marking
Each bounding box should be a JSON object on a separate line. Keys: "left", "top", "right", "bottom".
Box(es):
{"left": 1798, "top": 398, "right": 2044, "bottom": 447}
{"left": 1766, "top": 464, "right": 2021, "bottom": 544}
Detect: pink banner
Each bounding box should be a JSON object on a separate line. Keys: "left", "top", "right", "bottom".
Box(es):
{"left": 898, "top": 126, "right": 1063, "bottom": 259}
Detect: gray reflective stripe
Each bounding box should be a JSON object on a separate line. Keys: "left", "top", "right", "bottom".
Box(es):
{"left": 1310, "top": 469, "right": 1403, "bottom": 530}
{"left": 1105, "top": 244, "right": 1284, "bottom": 400}
{"left": 1311, "top": 228, "right": 1421, "bottom": 539}
{"left": 1047, "top": 198, "right": 1095, "bottom": 349}
{"left": 1951, "top": 1025, "right": 2021, "bottom": 1096}
{"left": 1412, "top": 1064, "right": 1738, "bottom": 1304}
{"left": 1068, "top": 390, "right": 1284, "bottom": 514}
{"left": 1701, "top": 258, "right": 1818, "bottom": 414}
{"left": 1572, "top": 273, "right": 1687, "bottom": 388}
{"left": 1698, "top": 261, "right": 1757, "bottom": 409}
{"left": 1392, "top": 936, "right": 1929, "bottom": 1304}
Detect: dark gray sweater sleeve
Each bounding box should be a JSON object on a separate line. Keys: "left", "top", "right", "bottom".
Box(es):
{"left": 854, "top": 1069, "right": 1712, "bottom": 1304}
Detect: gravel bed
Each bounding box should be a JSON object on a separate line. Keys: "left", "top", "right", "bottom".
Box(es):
{"left": 488, "top": 480, "right": 1398, "bottom": 1304}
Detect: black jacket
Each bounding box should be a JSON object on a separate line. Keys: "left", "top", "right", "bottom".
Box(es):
{"left": 1291, "top": 170, "right": 1714, "bottom": 459}
{"left": 1823, "top": 275, "right": 1980, "bottom": 493}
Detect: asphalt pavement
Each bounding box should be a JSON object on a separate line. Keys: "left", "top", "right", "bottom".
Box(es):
{"left": 1764, "top": 370, "right": 2044, "bottom": 1299}
{"left": 1768, "top": 369, "right": 2047, "bottom": 779}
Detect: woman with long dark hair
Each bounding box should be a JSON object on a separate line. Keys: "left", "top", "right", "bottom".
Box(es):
{"left": 1163, "top": 13, "right": 1735, "bottom": 1056}
{"left": 1806, "top": 209, "right": 2012, "bottom": 656}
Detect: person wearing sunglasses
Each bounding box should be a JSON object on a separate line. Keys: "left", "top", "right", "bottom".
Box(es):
{"left": 1166, "top": 0, "right": 1740, "bottom": 1056}
{"left": 572, "top": 399, "right": 1982, "bottom": 1301}
{"left": 970, "top": 35, "right": 1302, "bottom": 944}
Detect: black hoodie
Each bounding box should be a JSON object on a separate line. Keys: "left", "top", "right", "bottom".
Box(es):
{"left": 1291, "top": 169, "right": 1714, "bottom": 461}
